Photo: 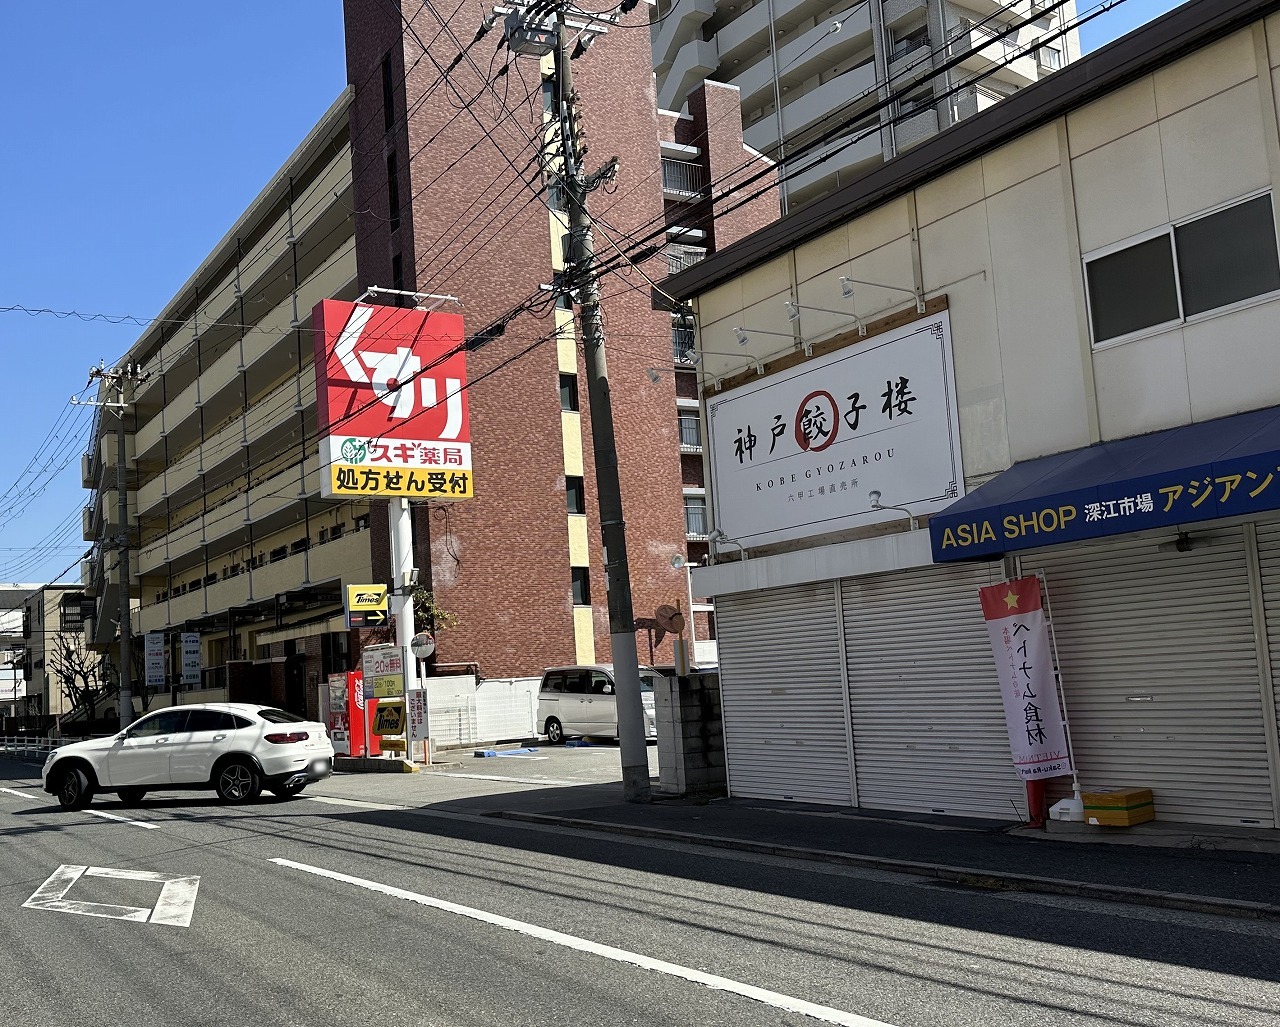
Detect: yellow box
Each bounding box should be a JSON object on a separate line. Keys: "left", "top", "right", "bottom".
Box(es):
{"left": 1082, "top": 787, "right": 1155, "bottom": 827}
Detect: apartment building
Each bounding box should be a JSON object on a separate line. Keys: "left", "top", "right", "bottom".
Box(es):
{"left": 653, "top": 0, "right": 1080, "bottom": 209}
{"left": 21, "top": 584, "right": 91, "bottom": 718}
{"left": 80, "top": 92, "right": 364, "bottom": 721}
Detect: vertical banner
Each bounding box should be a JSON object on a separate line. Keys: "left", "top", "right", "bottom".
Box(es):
{"left": 180, "top": 633, "right": 202, "bottom": 687}
{"left": 979, "top": 576, "right": 1073, "bottom": 780}
{"left": 407, "top": 686, "right": 429, "bottom": 759}
{"left": 144, "top": 633, "right": 166, "bottom": 690}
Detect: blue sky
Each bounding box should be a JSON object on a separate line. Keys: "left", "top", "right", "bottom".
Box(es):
{"left": 0, "top": 0, "right": 1182, "bottom": 584}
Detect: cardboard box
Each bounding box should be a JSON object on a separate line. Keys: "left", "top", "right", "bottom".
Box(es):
{"left": 1082, "top": 786, "right": 1155, "bottom": 827}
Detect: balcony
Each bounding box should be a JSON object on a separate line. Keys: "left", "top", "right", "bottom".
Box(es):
{"left": 679, "top": 416, "right": 702, "bottom": 453}
{"left": 895, "top": 105, "right": 939, "bottom": 150}
{"left": 665, "top": 244, "right": 707, "bottom": 276}
{"left": 662, "top": 158, "right": 705, "bottom": 200}
{"left": 672, "top": 325, "right": 696, "bottom": 364}
{"left": 684, "top": 503, "right": 708, "bottom": 540}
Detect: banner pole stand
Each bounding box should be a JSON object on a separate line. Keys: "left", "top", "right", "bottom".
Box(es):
{"left": 1036, "top": 570, "right": 1083, "bottom": 820}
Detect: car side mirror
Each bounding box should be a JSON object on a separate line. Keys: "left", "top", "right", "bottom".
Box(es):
{"left": 114, "top": 731, "right": 128, "bottom": 742}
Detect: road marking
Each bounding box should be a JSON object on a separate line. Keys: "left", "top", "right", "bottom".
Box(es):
{"left": 303, "top": 795, "right": 407, "bottom": 811}
{"left": 0, "top": 787, "right": 39, "bottom": 800}
{"left": 440, "top": 772, "right": 583, "bottom": 786}
{"left": 86, "top": 809, "right": 159, "bottom": 830}
{"left": 23, "top": 865, "right": 200, "bottom": 927}
{"left": 272, "top": 858, "right": 900, "bottom": 1027}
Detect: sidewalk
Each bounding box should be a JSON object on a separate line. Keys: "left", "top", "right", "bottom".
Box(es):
{"left": 476, "top": 787, "right": 1280, "bottom": 921}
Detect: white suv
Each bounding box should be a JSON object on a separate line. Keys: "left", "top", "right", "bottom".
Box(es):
{"left": 42, "top": 703, "right": 334, "bottom": 810}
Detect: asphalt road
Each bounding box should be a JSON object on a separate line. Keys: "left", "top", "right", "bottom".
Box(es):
{"left": 3, "top": 753, "right": 1279, "bottom": 1027}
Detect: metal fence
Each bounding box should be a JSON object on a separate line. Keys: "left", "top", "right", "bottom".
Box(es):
{"left": 661, "top": 157, "right": 705, "bottom": 197}
{"left": 0, "top": 736, "right": 95, "bottom": 764}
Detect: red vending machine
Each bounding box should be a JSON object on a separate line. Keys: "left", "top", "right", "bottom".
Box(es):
{"left": 324, "top": 671, "right": 381, "bottom": 757}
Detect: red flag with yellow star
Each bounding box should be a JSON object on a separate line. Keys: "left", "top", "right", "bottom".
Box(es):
{"left": 979, "top": 576, "right": 1073, "bottom": 781}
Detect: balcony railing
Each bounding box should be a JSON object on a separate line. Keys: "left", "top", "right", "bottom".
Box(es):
{"left": 665, "top": 244, "right": 707, "bottom": 275}
{"left": 661, "top": 158, "right": 705, "bottom": 197}
{"left": 684, "top": 504, "right": 708, "bottom": 538}
{"left": 679, "top": 416, "right": 702, "bottom": 451}
{"left": 672, "top": 325, "right": 696, "bottom": 364}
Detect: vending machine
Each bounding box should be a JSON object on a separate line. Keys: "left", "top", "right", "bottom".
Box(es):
{"left": 324, "top": 670, "right": 381, "bottom": 757}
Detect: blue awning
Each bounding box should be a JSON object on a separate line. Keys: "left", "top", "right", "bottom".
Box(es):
{"left": 930, "top": 405, "right": 1280, "bottom": 562}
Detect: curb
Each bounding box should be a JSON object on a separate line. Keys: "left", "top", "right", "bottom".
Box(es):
{"left": 333, "top": 757, "right": 418, "bottom": 774}
{"left": 487, "top": 810, "right": 1280, "bottom": 923}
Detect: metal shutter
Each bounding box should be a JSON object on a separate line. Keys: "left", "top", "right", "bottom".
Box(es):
{"left": 716, "top": 582, "right": 853, "bottom": 805}
{"left": 1255, "top": 521, "right": 1280, "bottom": 796}
{"left": 1022, "top": 529, "right": 1274, "bottom": 828}
{"left": 842, "top": 562, "right": 1027, "bottom": 819}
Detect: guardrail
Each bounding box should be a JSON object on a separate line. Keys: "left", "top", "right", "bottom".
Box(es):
{"left": 0, "top": 736, "right": 96, "bottom": 764}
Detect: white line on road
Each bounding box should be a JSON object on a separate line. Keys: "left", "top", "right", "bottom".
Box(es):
{"left": 271, "top": 857, "right": 901, "bottom": 1027}
{"left": 0, "top": 787, "right": 39, "bottom": 800}
{"left": 439, "top": 773, "right": 584, "bottom": 786}
{"left": 86, "top": 809, "right": 159, "bottom": 830}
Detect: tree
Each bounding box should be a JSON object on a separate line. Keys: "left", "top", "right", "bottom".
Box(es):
{"left": 49, "top": 633, "right": 105, "bottom": 722}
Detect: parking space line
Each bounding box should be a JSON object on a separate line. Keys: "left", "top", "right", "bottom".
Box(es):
{"left": 439, "top": 772, "right": 583, "bottom": 786}
{"left": 271, "top": 857, "right": 901, "bottom": 1027}
{"left": 0, "top": 787, "right": 39, "bottom": 801}
{"left": 86, "top": 809, "right": 159, "bottom": 830}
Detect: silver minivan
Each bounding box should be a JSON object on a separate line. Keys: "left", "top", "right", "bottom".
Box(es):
{"left": 537, "top": 664, "right": 659, "bottom": 744}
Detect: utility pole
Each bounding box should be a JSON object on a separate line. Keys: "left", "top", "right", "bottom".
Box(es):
{"left": 554, "top": 8, "right": 650, "bottom": 802}
{"left": 81, "top": 362, "right": 148, "bottom": 730}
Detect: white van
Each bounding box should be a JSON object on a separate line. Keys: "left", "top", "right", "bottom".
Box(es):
{"left": 537, "top": 664, "right": 659, "bottom": 744}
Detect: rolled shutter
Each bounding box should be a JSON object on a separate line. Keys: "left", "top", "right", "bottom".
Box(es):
{"left": 1023, "top": 529, "right": 1274, "bottom": 828}
{"left": 716, "top": 582, "right": 853, "bottom": 805}
{"left": 842, "top": 562, "right": 1027, "bottom": 819}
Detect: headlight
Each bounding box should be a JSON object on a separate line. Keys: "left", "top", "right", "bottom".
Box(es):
{"left": 43, "top": 750, "right": 57, "bottom": 766}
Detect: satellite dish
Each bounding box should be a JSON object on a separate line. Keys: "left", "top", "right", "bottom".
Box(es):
{"left": 410, "top": 632, "right": 436, "bottom": 660}
{"left": 655, "top": 604, "right": 685, "bottom": 636}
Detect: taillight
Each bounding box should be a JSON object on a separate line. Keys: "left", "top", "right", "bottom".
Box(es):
{"left": 264, "top": 731, "right": 309, "bottom": 744}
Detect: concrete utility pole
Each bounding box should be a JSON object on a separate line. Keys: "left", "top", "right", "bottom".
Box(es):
{"left": 554, "top": 9, "right": 651, "bottom": 802}
{"left": 81, "top": 362, "right": 148, "bottom": 730}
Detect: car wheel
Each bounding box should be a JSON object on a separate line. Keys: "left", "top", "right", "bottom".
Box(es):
{"left": 117, "top": 787, "right": 147, "bottom": 806}
{"left": 269, "top": 781, "right": 306, "bottom": 799}
{"left": 56, "top": 767, "right": 93, "bottom": 811}
{"left": 545, "top": 717, "right": 564, "bottom": 745}
{"left": 215, "top": 759, "right": 262, "bottom": 804}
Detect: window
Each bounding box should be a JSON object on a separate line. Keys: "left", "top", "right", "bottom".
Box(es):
{"left": 355, "top": 514, "right": 370, "bottom": 531}
{"left": 381, "top": 52, "right": 396, "bottom": 132}
{"left": 270, "top": 546, "right": 289, "bottom": 563}
{"left": 203, "top": 573, "right": 217, "bottom": 587}
{"left": 684, "top": 496, "right": 708, "bottom": 537}
{"left": 563, "top": 669, "right": 590, "bottom": 694}
{"left": 571, "top": 566, "right": 591, "bottom": 605}
{"left": 331, "top": 522, "right": 345, "bottom": 540}
{"left": 589, "top": 671, "right": 613, "bottom": 696}
{"left": 678, "top": 414, "right": 701, "bottom": 448}
{"left": 566, "top": 475, "right": 586, "bottom": 514}
{"left": 59, "top": 596, "right": 85, "bottom": 631}
{"left": 1037, "top": 43, "right": 1062, "bottom": 70}
{"left": 560, "top": 373, "right": 579, "bottom": 411}
{"left": 290, "top": 537, "right": 310, "bottom": 555}
{"left": 129, "top": 710, "right": 189, "bottom": 738}
{"left": 541, "top": 671, "right": 566, "bottom": 693}
{"left": 186, "top": 709, "right": 237, "bottom": 733}
{"left": 1085, "top": 193, "right": 1280, "bottom": 345}
{"left": 387, "top": 152, "right": 401, "bottom": 233}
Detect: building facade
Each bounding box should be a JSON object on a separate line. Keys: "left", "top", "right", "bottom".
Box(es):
{"left": 21, "top": 584, "right": 90, "bottom": 718}
{"left": 653, "top": 0, "right": 1080, "bottom": 209}
{"left": 671, "top": 0, "right": 1280, "bottom": 829}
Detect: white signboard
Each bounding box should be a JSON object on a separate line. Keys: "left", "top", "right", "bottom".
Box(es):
{"left": 979, "top": 576, "right": 1073, "bottom": 781}
{"left": 180, "top": 633, "right": 201, "bottom": 687}
{"left": 362, "top": 644, "right": 406, "bottom": 699}
{"left": 144, "top": 633, "right": 166, "bottom": 689}
{"left": 706, "top": 310, "right": 963, "bottom": 548}
{"left": 407, "top": 687, "right": 429, "bottom": 746}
